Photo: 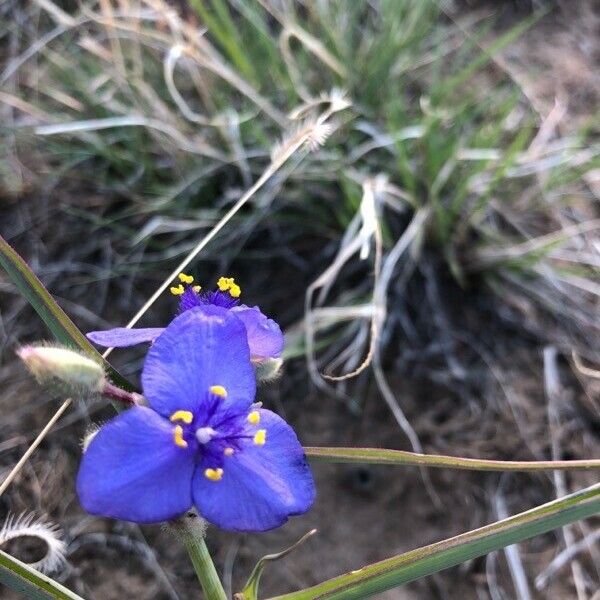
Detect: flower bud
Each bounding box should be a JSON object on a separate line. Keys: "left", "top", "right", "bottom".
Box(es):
{"left": 18, "top": 345, "right": 106, "bottom": 393}
{"left": 254, "top": 357, "right": 283, "bottom": 382}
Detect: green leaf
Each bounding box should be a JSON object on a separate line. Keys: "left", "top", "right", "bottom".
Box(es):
{"left": 238, "top": 530, "right": 317, "bottom": 600}
{"left": 0, "top": 234, "right": 135, "bottom": 392}
{"left": 267, "top": 483, "right": 600, "bottom": 600}
{"left": 0, "top": 549, "right": 84, "bottom": 600}
{"left": 305, "top": 446, "right": 600, "bottom": 472}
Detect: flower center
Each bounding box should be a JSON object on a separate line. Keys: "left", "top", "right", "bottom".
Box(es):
{"left": 169, "top": 272, "right": 242, "bottom": 309}
{"left": 196, "top": 427, "right": 217, "bottom": 444}
{"left": 168, "top": 387, "right": 268, "bottom": 484}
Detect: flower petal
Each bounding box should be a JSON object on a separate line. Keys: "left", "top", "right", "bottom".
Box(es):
{"left": 86, "top": 328, "right": 164, "bottom": 348}
{"left": 193, "top": 409, "right": 315, "bottom": 531}
{"left": 231, "top": 305, "right": 284, "bottom": 360}
{"left": 142, "top": 306, "right": 256, "bottom": 417}
{"left": 76, "top": 406, "right": 194, "bottom": 523}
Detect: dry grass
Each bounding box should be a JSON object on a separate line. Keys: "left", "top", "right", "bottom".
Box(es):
{"left": 1, "top": 1, "right": 599, "bottom": 598}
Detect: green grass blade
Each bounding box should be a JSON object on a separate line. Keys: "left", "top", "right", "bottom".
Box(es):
{"left": 267, "top": 483, "right": 600, "bottom": 600}
{"left": 305, "top": 446, "right": 600, "bottom": 471}
{"left": 0, "top": 549, "right": 84, "bottom": 600}
{"left": 0, "top": 235, "right": 135, "bottom": 392}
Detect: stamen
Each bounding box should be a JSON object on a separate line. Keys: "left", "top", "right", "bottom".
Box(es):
{"left": 210, "top": 385, "right": 227, "bottom": 398}
{"left": 253, "top": 429, "right": 266, "bottom": 446}
{"left": 170, "top": 410, "right": 193, "bottom": 425}
{"left": 178, "top": 273, "right": 194, "bottom": 284}
{"left": 170, "top": 284, "right": 185, "bottom": 296}
{"left": 204, "top": 468, "right": 223, "bottom": 481}
{"left": 224, "top": 447, "right": 234, "bottom": 456}
{"left": 247, "top": 411, "right": 260, "bottom": 425}
{"left": 217, "top": 276, "right": 231, "bottom": 291}
{"left": 192, "top": 285, "right": 202, "bottom": 293}
{"left": 216, "top": 276, "right": 241, "bottom": 298}
{"left": 196, "top": 427, "right": 217, "bottom": 444}
{"left": 173, "top": 426, "right": 188, "bottom": 448}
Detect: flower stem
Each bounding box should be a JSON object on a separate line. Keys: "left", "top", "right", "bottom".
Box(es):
{"left": 181, "top": 526, "right": 227, "bottom": 600}
{"left": 101, "top": 382, "right": 143, "bottom": 406}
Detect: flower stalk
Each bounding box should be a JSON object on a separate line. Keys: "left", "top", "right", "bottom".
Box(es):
{"left": 100, "top": 382, "right": 143, "bottom": 406}
{"left": 178, "top": 518, "right": 227, "bottom": 600}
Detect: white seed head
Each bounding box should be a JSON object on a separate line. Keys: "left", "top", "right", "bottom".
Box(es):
{"left": 304, "top": 122, "right": 333, "bottom": 152}
{"left": 0, "top": 513, "right": 67, "bottom": 573}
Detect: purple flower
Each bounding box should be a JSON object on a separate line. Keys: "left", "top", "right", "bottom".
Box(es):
{"left": 86, "top": 275, "right": 284, "bottom": 361}
{"left": 77, "top": 306, "right": 315, "bottom": 530}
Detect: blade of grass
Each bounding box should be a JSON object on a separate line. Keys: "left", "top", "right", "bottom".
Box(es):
{"left": 305, "top": 446, "right": 600, "bottom": 471}
{"left": 266, "top": 483, "right": 600, "bottom": 600}
{"left": 0, "top": 549, "right": 84, "bottom": 600}
{"left": 0, "top": 234, "right": 134, "bottom": 392}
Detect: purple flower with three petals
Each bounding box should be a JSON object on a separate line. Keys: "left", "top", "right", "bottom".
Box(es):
{"left": 86, "top": 275, "right": 284, "bottom": 362}
{"left": 77, "top": 306, "right": 315, "bottom": 531}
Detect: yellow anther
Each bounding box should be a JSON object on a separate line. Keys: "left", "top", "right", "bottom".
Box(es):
{"left": 192, "top": 285, "right": 202, "bottom": 293}
{"left": 224, "top": 447, "right": 235, "bottom": 456}
{"left": 204, "top": 468, "right": 224, "bottom": 481}
{"left": 217, "top": 276, "right": 230, "bottom": 292}
{"left": 247, "top": 411, "right": 260, "bottom": 425}
{"left": 170, "top": 284, "right": 185, "bottom": 296}
{"left": 217, "top": 276, "right": 241, "bottom": 298}
{"left": 178, "top": 272, "right": 194, "bottom": 284}
{"left": 210, "top": 385, "right": 227, "bottom": 398}
{"left": 170, "top": 410, "right": 193, "bottom": 425}
{"left": 253, "top": 429, "right": 266, "bottom": 446}
{"left": 173, "top": 426, "right": 188, "bottom": 448}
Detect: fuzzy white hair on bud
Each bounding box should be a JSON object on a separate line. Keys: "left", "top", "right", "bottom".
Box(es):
{"left": 0, "top": 513, "right": 67, "bottom": 573}
{"left": 255, "top": 357, "right": 283, "bottom": 382}
{"left": 17, "top": 345, "right": 105, "bottom": 394}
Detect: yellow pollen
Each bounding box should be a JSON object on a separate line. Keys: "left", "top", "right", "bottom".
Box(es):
{"left": 170, "top": 410, "right": 193, "bottom": 425}
{"left": 178, "top": 272, "right": 194, "bottom": 284}
{"left": 253, "top": 429, "right": 266, "bottom": 446}
{"left": 217, "top": 276, "right": 230, "bottom": 291}
{"left": 204, "top": 468, "right": 224, "bottom": 481}
{"left": 192, "top": 285, "right": 202, "bottom": 293}
{"left": 173, "top": 426, "right": 188, "bottom": 448}
{"left": 170, "top": 284, "right": 185, "bottom": 296}
{"left": 217, "top": 276, "right": 241, "bottom": 298}
{"left": 210, "top": 385, "right": 227, "bottom": 398}
{"left": 247, "top": 411, "right": 260, "bottom": 425}
{"left": 224, "top": 447, "right": 235, "bottom": 456}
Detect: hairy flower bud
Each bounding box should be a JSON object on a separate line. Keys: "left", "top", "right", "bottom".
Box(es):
{"left": 254, "top": 357, "right": 283, "bottom": 382}
{"left": 18, "top": 345, "right": 106, "bottom": 393}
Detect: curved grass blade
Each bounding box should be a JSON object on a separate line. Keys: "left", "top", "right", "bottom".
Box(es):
{"left": 0, "top": 549, "right": 84, "bottom": 600}
{"left": 267, "top": 483, "right": 600, "bottom": 600}
{"left": 239, "top": 530, "right": 317, "bottom": 600}
{"left": 305, "top": 446, "right": 600, "bottom": 471}
{"left": 0, "top": 235, "right": 134, "bottom": 391}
